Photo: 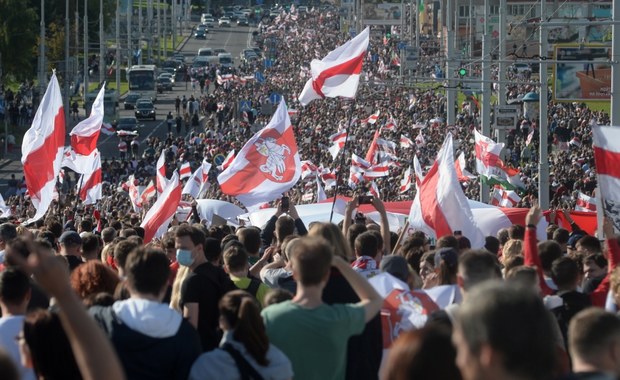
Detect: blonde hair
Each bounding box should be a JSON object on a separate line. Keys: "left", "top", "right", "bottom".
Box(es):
{"left": 610, "top": 267, "right": 620, "bottom": 296}
{"left": 308, "top": 222, "right": 353, "bottom": 261}
{"left": 170, "top": 265, "right": 191, "bottom": 312}
{"left": 502, "top": 239, "right": 524, "bottom": 263}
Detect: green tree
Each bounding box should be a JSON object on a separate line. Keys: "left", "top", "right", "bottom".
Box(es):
{"left": 0, "top": 0, "right": 38, "bottom": 80}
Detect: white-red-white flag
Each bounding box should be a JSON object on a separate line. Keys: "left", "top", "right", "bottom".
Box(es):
{"left": 156, "top": 149, "right": 169, "bottom": 194}
{"left": 369, "top": 181, "right": 380, "bottom": 198}
{"left": 328, "top": 129, "right": 347, "bottom": 160}
{"left": 217, "top": 150, "right": 236, "bottom": 171}
{"left": 70, "top": 85, "right": 105, "bottom": 156}
{"left": 77, "top": 153, "right": 102, "bottom": 205}
{"left": 408, "top": 133, "right": 484, "bottom": 247}
{"left": 301, "top": 160, "right": 318, "bottom": 180}
{"left": 320, "top": 168, "right": 337, "bottom": 190}
{"left": 298, "top": 27, "right": 369, "bottom": 105}
{"left": 592, "top": 125, "right": 620, "bottom": 229}
{"left": 217, "top": 99, "right": 302, "bottom": 210}
{"left": 384, "top": 115, "right": 397, "bottom": 131}
{"left": 199, "top": 158, "right": 212, "bottom": 197}
{"left": 362, "top": 110, "right": 381, "bottom": 125}
{"left": 141, "top": 171, "right": 182, "bottom": 243}
{"left": 182, "top": 166, "right": 204, "bottom": 199}
{"left": 22, "top": 72, "right": 66, "bottom": 223}
{"left": 490, "top": 187, "right": 521, "bottom": 208}
{"left": 413, "top": 155, "right": 424, "bottom": 188}
{"left": 575, "top": 191, "right": 596, "bottom": 213}
{"left": 400, "top": 167, "right": 412, "bottom": 194}
{"left": 101, "top": 122, "right": 116, "bottom": 136}
{"left": 365, "top": 129, "right": 381, "bottom": 164}
{"left": 140, "top": 180, "right": 156, "bottom": 205}
{"left": 400, "top": 134, "right": 413, "bottom": 149}
{"left": 455, "top": 152, "right": 476, "bottom": 182}
{"left": 415, "top": 130, "right": 426, "bottom": 147}
{"left": 179, "top": 162, "right": 192, "bottom": 179}
{"left": 127, "top": 176, "right": 142, "bottom": 212}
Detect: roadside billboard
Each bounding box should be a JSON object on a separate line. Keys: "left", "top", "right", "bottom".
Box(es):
{"left": 362, "top": 1, "right": 403, "bottom": 25}
{"left": 553, "top": 44, "right": 611, "bottom": 101}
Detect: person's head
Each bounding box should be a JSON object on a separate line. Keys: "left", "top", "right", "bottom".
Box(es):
{"left": 264, "top": 288, "right": 294, "bottom": 306}
{"left": 382, "top": 325, "right": 462, "bottom": 380}
{"left": 538, "top": 240, "right": 562, "bottom": 274}
{"left": 508, "top": 224, "right": 525, "bottom": 240}
{"left": 219, "top": 290, "right": 270, "bottom": 365}
{"left": 457, "top": 250, "right": 501, "bottom": 295}
{"left": 125, "top": 248, "right": 170, "bottom": 300}
{"left": 289, "top": 236, "right": 333, "bottom": 287}
{"left": 496, "top": 228, "right": 510, "bottom": 246}
{"left": 583, "top": 253, "right": 608, "bottom": 280}
{"left": 546, "top": 224, "right": 559, "bottom": 240}
{"left": 457, "top": 236, "right": 471, "bottom": 253}
{"left": 70, "top": 261, "right": 120, "bottom": 306}
{"left": 354, "top": 231, "right": 379, "bottom": 259}
{"left": 399, "top": 237, "right": 427, "bottom": 273}
{"left": 551, "top": 256, "right": 579, "bottom": 291}
{"left": 0, "top": 268, "right": 31, "bottom": 314}
{"left": 453, "top": 281, "right": 556, "bottom": 380}
{"left": 223, "top": 245, "right": 249, "bottom": 275}
{"left": 274, "top": 215, "right": 295, "bottom": 245}
{"left": 419, "top": 251, "right": 436, "bottom": 284}
{"left": 59, "top": 231, "right": 82, "bottom": 255}
{"left": 380, "top": 255, "right": 410, "bottom": 283}
{"left": 505, "top": 265, "right": 539, "bottom": 292}
{"left": 347, "top": 223, "right": 367, "bottom": 251}
{"left": 484, "top": 236, "right": 500, "bottom": 256}
{"left": 203, "top": 237, "right": 222, "bottom": 264}
{"left": 0, "top": 223, "right": 17, "bottom": 249}
{"left": 553, "top": 228, "right": 570, "bottom": 248}
{"left": 113, "top": 240, "right": 139, "bottom": 275}
{"left": 119, "top": 228, "right": 137, "bottom": 238}
{"left": 501, "top": 239, "right": 523, "bottom": 263}
{"left": 435, "top": 247, "right": 459, "bottom": 285}
{"left": 80, "top": 233, "right": 100, "bottom": 261}
{"left": 576, "top": 235, "right": 602, "bottom": 256}
{"left": 22, "top": 310, "right": 81, "bottom": 379}
{"left": 174, "top": 225, "right": 206, "bottom": 268}
{"left": 308, "top": 222, "right": 353, "bottom": 261}
{"left": 0, "top": 348, "right": 19, "bottom": 380}
{"left": 436, "top": 235, "right": 459, "bottom": 250}
{"left": 569, "top": 308, "right": 620, "bottom": 376}
{"left": 101, "top": 227, "right": 117, "bottom": 245}
{"left": 236, "top": 227, "right": 261, "bottom": 255}
{"left": 78, "top": 219, "right": 93, "bottom": 234}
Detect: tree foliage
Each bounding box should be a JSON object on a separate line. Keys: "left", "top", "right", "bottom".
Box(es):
{"left": 0, "top": 0, "right": 38, "bottom": 80}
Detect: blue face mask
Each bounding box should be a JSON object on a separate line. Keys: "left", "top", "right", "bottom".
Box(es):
{"left": 176, "top": 249, "right": 194, "bottom": 267}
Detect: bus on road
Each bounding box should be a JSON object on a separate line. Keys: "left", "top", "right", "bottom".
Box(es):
{"left": 127, "top": 65, "right": 157, "bottom": 102}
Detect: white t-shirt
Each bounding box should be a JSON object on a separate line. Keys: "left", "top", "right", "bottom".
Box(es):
{"left": 0, "top": 315, "right": 36, "bottom": 380}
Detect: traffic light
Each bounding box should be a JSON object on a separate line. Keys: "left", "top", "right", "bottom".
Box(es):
{"left": 386, "top": 32, "right": 391, "bottom": 39}
{"left": 458, "top": 67, "right": 467, "bottom": 77}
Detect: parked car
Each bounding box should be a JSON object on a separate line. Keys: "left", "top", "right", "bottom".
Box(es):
{"left": 135, "top": 99, "right": 156, "bottom": 120}
{"left": 218, "top": 17, "right": 231, "bottom": 27}
{"left": 123, "top": 93, "right": 141, "bottom": 110}
{"left": 116, "top": 117, "right": 139, "bottom": 131}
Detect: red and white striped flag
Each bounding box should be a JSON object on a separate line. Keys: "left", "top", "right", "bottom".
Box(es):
{"left": 408, "top": 134, "right": 484, "bottom": 247}
{"left": 182, "top": 166, "right": 204, "bottom": 199}
{"left": 348, "top": 165, "right": 365, "bottom": 189}
{"left": 77, "top": 153, "right": 102, "bottom": 205}
{"left": 298, "top": 27, "right": 369, "bottom": 105}
{"left": 156, "top": 149, "right": 169, "bottom": 194}
{"left": 413, "top": 155, "right": 424, "bottom": 188}
{"left": 301, "top": 160, "right": 318, "bottom": 180}
{"left": 384, "top": 115, "right": 397, "bottom": 131}
{"left": 400, "top": 135, "right": 413, "bottom": 149}
{"left": 320, "top": 168, "right": 337, "bottom": 190}
{"left": 455, "top": 152, "right": 476, "bottom": 182}
{"left": 217, "top": 150, "right": 236, "bottom": 171}
{"left": 525, "top": 128, "right": 535, "bottom": 146}
{"left": 217, "top": 99, "right": 302, "bottom": 210}
{"left": 22, "top": 72, "right": 66, "bottom": 223}
{"left": 328, "top": 130, "right": 348, "bottom": 160}
{"left": 365, "top": 129, "right": 381, "bottom": 165}
{"left": 415, "top": 130, "right": 426, "bottom": 147}
{"left": 199, "top": 158, "right": 212, "bottom": 197}
{"left": 127, "top": 176, "right": 142, "bottom": 212}
{"left": 140, "top": 180, "right": 156, "bottom": 205}
{"left": 369, "top": 181, "right": 380, "bottom": 198}
{"left": 363, "top": 163, "right": 390, "bottom": 179}
{"left": 101, "top": 122, "right": 116, "bottom": 135}
{"left": 179, "top": 162, "right": 192, "bottom": 180}
{"left": 400, "top": 167, "right": 412, "bottom": 194}
{"left": 575, "top": 191, "right": 596, "bottom": 213}
{"left": 362, "top": 110, "right": 380, "bottom": 125}
{"left": 141, "top": 171, "right": 182, "bottom": 243}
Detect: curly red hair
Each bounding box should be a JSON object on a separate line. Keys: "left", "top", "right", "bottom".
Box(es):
{"left": 70, "top": 261, "right": 120, "bottom": 303}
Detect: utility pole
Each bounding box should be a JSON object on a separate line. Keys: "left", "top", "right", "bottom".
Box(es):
{"left": 65, "top": 0, "right": 70, "bottom": 124}
{"left": 147, "top": 0, "right": 153, "bottom": 62}
{"left": 445, "top": 0, "right": 456, "bottom": 127}
{"left": 126, "top": 0, "right": 131, "bottom": 68}
{"left": 538, "top": 0, "right": 549, "bottom": 209}
{"left": 172, "top": 0, "right": 176, "bottom": 50}
{"left": 480, "top": 0, "right": 491, "bottom": 203}
{"left": 496, "top": 0, "right": 507, "bottom": 146}
{"left": 99, "top": 0, "right": 105, "bottom": 84}
{"left": 39, "top": 0, "right": 46, "bottom": 95}
{"left": 163, "top": 4, "right": 168, "bottom": 58}
{"left": 116, "top": 0, "right": 121, "bottom": 97}
{"left": 611, "top": 0, "right": 620, "bottom": 126}
{"left": 157, "top": 1, "right": 161, "bottom": 61}
{"left": 83, "top": 0, "right": 89, "bottom": 106}
{"left": 138, "top": 0, "right": 143, "bottom": 64}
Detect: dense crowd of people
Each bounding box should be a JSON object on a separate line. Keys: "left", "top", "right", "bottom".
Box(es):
{"left": 0, "top": 4, "right": 618, "bottom": 380}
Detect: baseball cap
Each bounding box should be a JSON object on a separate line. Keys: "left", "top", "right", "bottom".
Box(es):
{"left": 59, "top": 231, "right": 82, "bottom": 246}
{"left": 380, "top": 255, "right": 410, "bottom": 283}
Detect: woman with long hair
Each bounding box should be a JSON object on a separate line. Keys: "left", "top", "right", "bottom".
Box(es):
{"left": 189, "top": 290, "right": 293, "bottom": 380}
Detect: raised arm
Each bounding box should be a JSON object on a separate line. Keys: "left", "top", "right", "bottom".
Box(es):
{"left": 332, "top": 255, "right": 382, "bottom": 322}
{"left": 342, "top": 196, "right": 359, "bottom": 238}
{"left": 12, "top": 243, "right": 126, "bottom": 380}
{"left": 524, "top": 206, "right": 554, "bottom": 296}
{"left": 288, "top": 202, "right": 307, "bottom": 236}
{"left": 260, "top": 202, "right": 283, "bottom": 247}
{"left": 372, "top": 197, "right": 391, "bottom": 256}
{"left": 591, "top": 218, "right": 620, "bottom": 307}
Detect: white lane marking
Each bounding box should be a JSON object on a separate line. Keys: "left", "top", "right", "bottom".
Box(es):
{"left": 141, "top": 119, "right": 166, "bottom": 143}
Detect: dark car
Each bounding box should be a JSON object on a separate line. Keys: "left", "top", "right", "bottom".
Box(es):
{"left": 135, "top": 100, "right": 156, "bottom": 120}
{"left": 157, "top": 77, "right": 173, "bottom": 92}
{"left": 116, "top": 117, "right": 139, "bottom": 131}
{"left": 123, "top": 93, "right": 141, "bottom": 110}
{"left": 194, "top": 29, "right": 206, "bottom": 39}
{"left": 237, "top": 17, "right": 249, "bottom": 26}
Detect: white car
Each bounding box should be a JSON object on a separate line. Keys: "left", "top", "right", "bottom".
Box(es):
{"left": 218, "top": 17, "right": 231, "bottom": 27}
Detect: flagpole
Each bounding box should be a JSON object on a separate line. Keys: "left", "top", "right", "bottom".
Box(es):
{"left": 329, "top": 98, "right": 356, "bottom": 223}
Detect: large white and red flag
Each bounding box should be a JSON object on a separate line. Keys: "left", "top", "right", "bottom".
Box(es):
{"left": 217, "top": 150, "right": 236, "bottom": 171}
{"left": 182, "top": 166, "right": 204, "bottom": 199}
{"left": 298, "top": 27, "right": 369, "bottom": 105}
{"left": 413, "top": 155, "right": 424, "bottom": 188}
{"left": 141, "top": 171, "right": 182, "bottom": 243}
{"left": 365, "top": 129, "right": 381, "bottom": 164}
{"left": 199, "top": 158, "right": 212, "bottom": 197}
{"left": 217, "top": 99, "right": 302, "bottom": 210}
{"left": 400, "top": 134, "right": 413, "bottom": 149}
{"left": 77, "top": 153, "right": 102, "bottom": 205}
{"left": 455, "top": 152, "right": 476, "bottom": 182}
{"left": 490, "top": 187, "right": 521, "bottom": 208}
{"left": 475, "top": 130, "right": 524, "bottom": 190}
{"left": 408, "top": 133, "right": 484, "bottom": 247}
{"left": 575, "top": 191, "right": 596, "bottom": 213}
{"left": 22, "top": 72, "right": 66, "bottom": 223}
{"left": 140, "top": 180, "right": 156, "bottom": 205}
{"left": 156, "top": 149, "right": 169, "bottom": 194}
{"left": 593, "top": 125, "right": 620, "bottom": 229}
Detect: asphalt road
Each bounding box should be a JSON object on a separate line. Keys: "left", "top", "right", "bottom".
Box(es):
{"left": 97, "top": 22, "right": 256, "bottom": 159}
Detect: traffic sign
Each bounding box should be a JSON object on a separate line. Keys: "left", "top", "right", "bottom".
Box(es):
{"left": 213, "top": 154, "right": 226, "bottom": 166}
{"left": 398, "top": 42, "right": 406, "bottom": 50}
{"left": 254, "top": 71, "right": 265, "bottom": 83}
{"left": 493, "top": 105, "right": 520, "bottom": 130}
{"left": 239, "top": 100, "right": 252, "bottom": 112}
{"left": 269, "top": 93, "right": 282, "bottom": 104}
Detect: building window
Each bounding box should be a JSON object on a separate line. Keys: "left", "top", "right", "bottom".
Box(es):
{"left": 459, "top": 5, "right": 470, "bottom": 18}
{"left": 490, "top": 5, "right": 499, "bottom": 16}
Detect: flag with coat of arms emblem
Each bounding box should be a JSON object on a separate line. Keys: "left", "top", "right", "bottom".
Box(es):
{"left": 217, "top": 99, "right": 302, "bottom": 210}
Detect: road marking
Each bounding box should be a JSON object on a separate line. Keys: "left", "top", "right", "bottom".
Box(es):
{"left": 141, "top": 119, "right": 166, "bottom": 143}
